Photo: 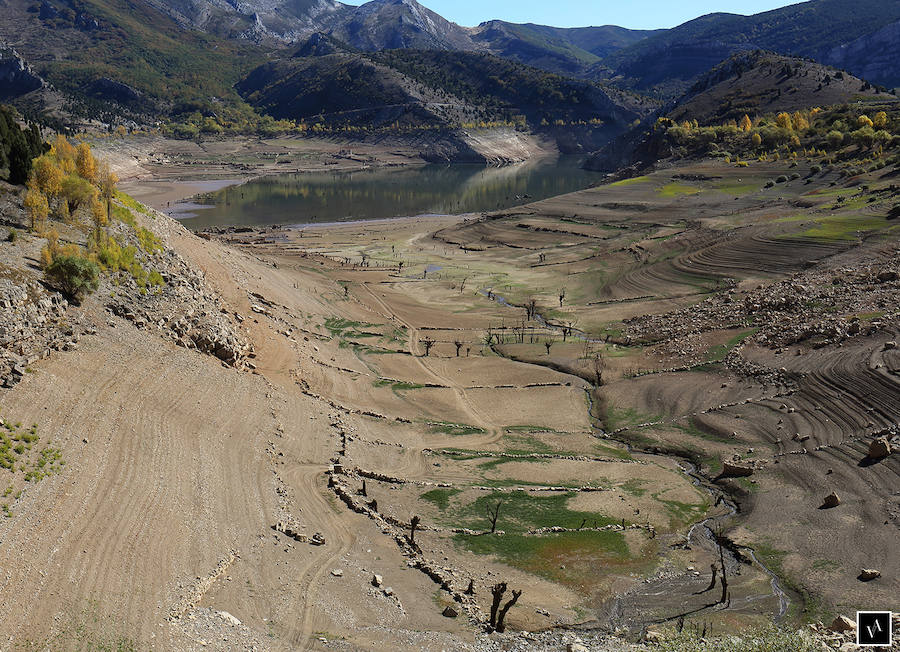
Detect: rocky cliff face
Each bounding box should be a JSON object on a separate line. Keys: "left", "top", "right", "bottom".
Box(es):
{"left": 0, "top": 47, "right": 45, "bottom": 101}
{"left": 822, "top": 19, "right": 900, "bottom": 90}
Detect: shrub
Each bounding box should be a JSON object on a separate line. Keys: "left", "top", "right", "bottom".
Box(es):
{"left": 790, "top": 173, "right": 801, "bottom": 180}
{"left": 776, "top": 175, "right": 788, "bottom": 183}
{"left": 810, "top": 164, "right": 822, "bottom": 174}
{"left": 44, "top": 255, "right": 99, "bottom": 303}
{"left": 5, "top": 228, "right": 16, "bottom": 243}
{"left": 765, "top": 180, "right": 775, "bottom": 188}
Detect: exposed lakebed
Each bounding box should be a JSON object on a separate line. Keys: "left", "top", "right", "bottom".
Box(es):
{"left": 170, "top": 156, "right": 602, "bottom": 229}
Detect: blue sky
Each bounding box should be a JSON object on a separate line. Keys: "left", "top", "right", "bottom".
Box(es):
{"left": 344, "top": 0, "right": 801, "bottom": 29}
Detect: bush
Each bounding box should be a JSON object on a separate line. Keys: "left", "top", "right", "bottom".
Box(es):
{"left": 776, "top": 175, "right": 788, "bottom": 183}
{"left": 789, "top": 173, "right": 801, "bottom": 180}
{"left": 810, "top": 164, "right": 822, "bottom": 174}
{"left": 5, "top": 228, "right": 16, "bottom": 243}
{"left": 765, "top": 180, "right": 775, "bottom": 188}
{"left": 44, "top": 255, "right": 99, "bottom": 303}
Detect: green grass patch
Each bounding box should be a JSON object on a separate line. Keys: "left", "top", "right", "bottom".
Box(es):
{"left": 658, "top": 183, "right": 701, "bottom": 198}
{"left": 420, "top": 488, "right": 461, "bottom": 511}
{"left": 609, "top": 175, "right": 650, "bottom": 187}
{"left": 705, "top": 328, "right": 759, "bottom": 362}
{"left": 450, "top": 491, "right": 628, "bottom": 579}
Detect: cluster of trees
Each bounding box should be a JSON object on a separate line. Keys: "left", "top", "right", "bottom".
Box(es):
{"left": 658, "top": 104, "right": 900, "bottom": 162}
{"left": 20, "top": 137, "right": 162, "bottom": 302}
{"left": 24, "top": 134, "right": 115, "bottom": 235}
{"left": 0, "top": 105, "right": 46, "bottom": 185}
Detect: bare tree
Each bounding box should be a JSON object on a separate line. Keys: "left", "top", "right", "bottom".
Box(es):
{"left": 544, "top": 340, "right": 553, "bottom": 355}
{"left": 421, "top": 337, "right": 435, "bottom": 357}
{"left": 715, "top": 526, "right": 728, "bottom": 604}
{"left": 486, "top": 501, "right": 502, "bottom": 533}
{"left": 409, "top": 515, "right": 421, "bottom": 545}
{"left": 558, "top": 288, "right": 566, "bottom": 307}
{"left": 454, "top": 340, "right": 463, "bottom": 357}
{"left": 465, "top": 579, "right": 475, "bottom": 595}
{"left": 591, "top": 352, "right": 605, "bottom": 387}
{"left": 489, "top": 583, "right": 522, "bottom": 632}
{"left": 526, "top": 299, "right": 537, "bottom": 321}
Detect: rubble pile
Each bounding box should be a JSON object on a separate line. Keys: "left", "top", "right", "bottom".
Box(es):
{"left": 101, "top": 220, "right": 252, "bottom": 367}
{"left": 625, "top": 248, "right": 900, "bottom": 350}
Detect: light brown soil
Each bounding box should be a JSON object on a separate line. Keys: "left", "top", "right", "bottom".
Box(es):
{"left": 1, "top": 154, "right": 897, "bottom": 650}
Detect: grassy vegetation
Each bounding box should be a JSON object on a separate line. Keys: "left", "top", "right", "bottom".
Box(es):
{"left": 420, "top": 488, "right": 461, "bottom": 510}
{"left": 0, "top": 415, "right": 64, "bottom": 516}
{"left": 447, "top": 491, "right": 629, "bottom": 580}
{"left": 705, "top": 328, "right": 758, "bottom": 362}
{"left": 651, "top": 626, "right": 821, "bottom": 651}
{"left": 798, "top": 213, "right": 888, "bottom": 241}
{"left": 609, "top": 175, "right": 650, "bottom": 187}
{"left": 753, "top": 540, "right": 826, "bottom": 623}
{"left": 658, "top": 182, "right": 702, "bottom": 198}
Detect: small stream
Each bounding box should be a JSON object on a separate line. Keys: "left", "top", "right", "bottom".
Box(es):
{"left": 480, "top": 286, "right": 792, "bottom": 622}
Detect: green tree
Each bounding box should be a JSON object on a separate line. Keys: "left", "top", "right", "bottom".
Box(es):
{"left": 44, "top": 255, "right": 100, "bottom": 303}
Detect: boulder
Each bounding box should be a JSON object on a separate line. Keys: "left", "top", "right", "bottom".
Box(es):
{"left": 822, "top": 491, "right": 841, "bottom": 508}
{"left": 868, "top": 438, "right": 892, "bottom": 459}
{"left": 859, "top": 568, "right": 881, "bottom": 581}
{"left": 721, "top": 462, "right": 754, "bottom": 477}
{"left": 441, "top": 606, "right": 458, "bottom": 618}
{"left": 371, "top": 574, "right": 383, "bottom": 587}
{"left": 830, "top": 615, "right": 856, "bottom": 632}
{"left": 567, "top": 644, "right": 589, "bottom": 652}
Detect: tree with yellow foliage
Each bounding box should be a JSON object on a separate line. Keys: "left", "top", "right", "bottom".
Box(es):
{"left": 775, "top": 112, "right": 792, "bottom": 130}
{"left": 751, "top": 132, "right": 762, "bottom": 148}
{"left": 739, "top": 114, "right": 752, "bottom": 132}
{"left": 31, "top": 155, "right": 63, "bottom": 198}
{"left": 24, "top": 184, "right": 49, "bottom": 232}
{"left": 50, "top": 135, "right": 77, "bottom": 174}
{"left": 873, "top": 111, "right": 888, "bottom": 128}
{"left": 98, "top": 161, "right": 118, "bottom": 218}
{"left": 75, "top": 142, "right": 97, "bottom": 183}
{"left": 791, "top": 111, "right": 809, "bottom": 131}
{"left": 857, "top": 115, "right": 874, "bottom": 128}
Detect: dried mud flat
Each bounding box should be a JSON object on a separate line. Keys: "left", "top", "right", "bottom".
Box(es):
{"left": 0, "top": 155, "right": 898, "bottom": 650}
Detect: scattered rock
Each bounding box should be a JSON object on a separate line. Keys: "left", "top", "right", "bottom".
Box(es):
{"left": 868, "top": 438, "right": 892, "bottom": 459}
{"left": 822, "top": 491, "right": 841, "bottom": 508}
{"left": 830, "top": 615, "right": 856, "bottom": 632}
{"left": 371, "top": 574, "right": 383, "bottom": 587}
{"left": 330, "top": 569, "right": 343, "bottom": 577}
{"left": 858, "top": 569, "right": 881, "bottom": 581}
{"left": 441, "top": 606, "right": 458, "bottom": 618}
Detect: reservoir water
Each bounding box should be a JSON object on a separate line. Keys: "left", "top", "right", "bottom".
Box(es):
{"left": 171, "top": 156, "right": 601, "bottom": 229}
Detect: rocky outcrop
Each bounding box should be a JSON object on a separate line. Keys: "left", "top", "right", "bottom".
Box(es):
{"left": 0, "top": 46, "right": 45, "bottom": 100}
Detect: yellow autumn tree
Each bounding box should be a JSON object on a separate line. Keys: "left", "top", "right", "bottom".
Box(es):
{"left": 751, "top": 132, "right": 762, "bottom": 147}
{"left": 857, "top": 114, "right": 874, "bottom": 128}
{"left": 24, "top": 184, "right": 49, "bottom": 232}
{"left": 791, "top": 111, "right": 809, "bottom": 131}
{"left": 75, "top": 142, "right": 97, "bottom": 183}
{"left": 31, "top": 155, "right": 63, "bottom": 198}
{"left": 873, "top": 111, "right": 888, "bottom": 128}
{"left": 739, "top": 114, "right": 752, "bottom": 132}
{"left": 775, "top": 112, "right": 793, "bottom": 130}
{"left": 50, "top": 135, "right": 77, "bottom": 174}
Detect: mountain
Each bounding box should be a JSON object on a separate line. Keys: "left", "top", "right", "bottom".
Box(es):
{"left": 468, "top": 21, "right": 657, "bottom": 80}
{"left": 327, "top": 0, "right": 475, "bottom": 51}
{"left": 236, "top": 44, "right": 648, "bottom": 152}
{"left": 601, "top": 0, "right": 900, "bottom": 98}
{"left": 584, "top": 51, "right": 898, "bottom": 172}
{"left": 667, "top": 51, "right": 895, "bottom": 125}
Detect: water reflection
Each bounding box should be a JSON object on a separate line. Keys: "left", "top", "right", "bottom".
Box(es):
{"left": 172, "top": 156, "right": 600, "bottom": 229}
